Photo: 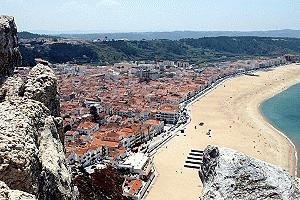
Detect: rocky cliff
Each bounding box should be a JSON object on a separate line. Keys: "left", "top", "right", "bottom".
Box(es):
{"left": 0, "top": 16, "right": 21, "bottom": 79}
{"left": 0, "top": 16, "right": 74, "bottom": 199}
{"left": 0, "top": 181, "right": 35, "bottom": 200}
{"left": 200, "top": 146, "right": 300, "bottom": 200}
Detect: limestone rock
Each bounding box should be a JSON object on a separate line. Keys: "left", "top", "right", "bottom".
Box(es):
{"left": 200, "top": 146, "right": 300, "bottom": 200}
{"left": 23, "top": 64, "right": 60, "bottom": 117}
{"left": 0, "top": 16, "right": 21, "bottom": 78}
{"left": 0, "top": 15, "right": 74, "bottom": 199}
{"left": 0, "top": 181, "right": 36, "bottom": 200}
{"left": 0, "top": 66, "right": 74, "bottom": 199}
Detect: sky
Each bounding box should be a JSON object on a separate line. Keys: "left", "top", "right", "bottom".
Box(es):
{"left": 1, "top": 0, "right": 300, "bottom": 33}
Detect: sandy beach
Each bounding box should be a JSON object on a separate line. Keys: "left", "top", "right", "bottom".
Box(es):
{"left": 145, "top": 64, "right": 300, "bottom": 200}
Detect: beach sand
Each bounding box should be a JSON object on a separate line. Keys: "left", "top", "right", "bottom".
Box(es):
{"left": 145, "top": 64, "right": 300, "bottom": 200}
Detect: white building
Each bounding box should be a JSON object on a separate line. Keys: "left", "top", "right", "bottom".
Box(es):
{"left": 77, "top": 122, "right": 99, "bottom": 135}
{"left": 136, "top": 69, "right": 160, "bottom": 80}
{"left": 122, "top": 174, "right": 155, "bottom": 200}
{"left": 136, "top": 64, "right": 160, "bottom": 80}
{"left": 144, "top": 119, "right": 164, "bottom": 137}
{"left": 114, "top": 62, "right": 138, "bottom": 68}
{"left": 158, "top": 60, "right": 175, "bottom": 67}
{"left": 67, "top": 146, "right": 103, "bottom": 167}
{"left": 117, "top": 153, "right": 154, "bottom": 178}
{"left": 58, "top": 64, "right": 86, "bottom": 76}
{"left": 65, "top": 131, "right": 79, "bottom": 142}
{"left": 153, "top": 108, "right": 180, "bottom": 124}
{"left": 120, "top": 153, "right": 155, "bottom": 200}
{"left": 176, "top": 61, "right": 190, "bottom": 68}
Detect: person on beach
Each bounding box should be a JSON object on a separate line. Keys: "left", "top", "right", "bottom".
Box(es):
{"left": 207, "top": 129, "right": 211, "bottom": 135}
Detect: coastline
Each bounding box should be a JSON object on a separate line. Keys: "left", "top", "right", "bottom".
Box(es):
{"left": 244, "top": 66, "right": 300, "bottom": 176}
{"left": 259, "top": 105, "right": 298, "bottom": 176}
{"left": 145, "top": 64, "right": 300, "bottom": 200}
{"left": 258, "top": 87, "right": 300, "bottom": 176}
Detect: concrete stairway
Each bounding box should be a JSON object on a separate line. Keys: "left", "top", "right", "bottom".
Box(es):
{"left": 184, "top": 149, "right": 203, "bottom": 169}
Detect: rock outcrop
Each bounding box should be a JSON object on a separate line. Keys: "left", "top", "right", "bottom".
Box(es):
{"left": 22, "top": 66, "right": 60, "bottom": 117}
{"left": 200, "top": 146, "right": 300, "bottom": 200}
{"left": 0, "top": 15, "right": 74, "bottom": 199}
{"left": 0, "top": 16, "right": 21, "bottom": 78}
{"left": 0, "top": 181, "right": 36, "bottom": 200}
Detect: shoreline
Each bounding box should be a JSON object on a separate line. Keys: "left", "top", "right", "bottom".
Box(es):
{"left": 259, "top": 106, "right": 298, "bottom": 176}
{"left": 258, "top": 88, "right": 299, "bottom": 176}
{"left": 185, "top": 65, "right": 299, "bottom": 176}
{"left": 184, "top": 65, "right": 299, "bottom": 177}
{"left": 145, "top": 64, "right": 300, "bottom": 200}
{"left": 245, "top": 68, "right": 300, "bottom": 176}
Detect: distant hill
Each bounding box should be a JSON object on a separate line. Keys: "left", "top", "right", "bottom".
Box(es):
{"left": 18, "top": 31, "right": 60, "bottom": 40}
{"left": 19, "top": 36, "right": 300, "bottom": 67}
{"left": 57, "top": 30, "right": 300, "bottom": 41}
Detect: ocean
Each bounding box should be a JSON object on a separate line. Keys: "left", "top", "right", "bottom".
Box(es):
{"left": 260, "top": 83, "right": 300, "bottom": 174}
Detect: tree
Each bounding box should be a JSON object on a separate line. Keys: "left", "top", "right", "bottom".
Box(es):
{"left": 63, "top": 114, "right": 70, "bottom": 119}
{"left": 90, "top": 106, "right": 100, "bottom": 122}
{"left": 74, "top": 167, "right": 129, "bottom": 200}
{"left": 63, "top": 124, "right": 71, "bottom": 133}
{"left": 90, "top": 106, "right": 98, "bottom": 116}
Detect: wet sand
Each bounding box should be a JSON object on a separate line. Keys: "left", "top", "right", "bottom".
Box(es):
{"left": 145, "top": 64, "right": 300, "bottom": 200}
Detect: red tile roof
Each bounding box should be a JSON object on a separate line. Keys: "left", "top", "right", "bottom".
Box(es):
{"left": 128, "top": 179, "right": 143, "bottom": 195}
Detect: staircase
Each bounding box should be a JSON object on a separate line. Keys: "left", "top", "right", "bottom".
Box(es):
{"left": 184, "top": 149, "right": 203, "bottom": 170}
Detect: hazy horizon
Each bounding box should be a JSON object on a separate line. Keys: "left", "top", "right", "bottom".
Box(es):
{"left": 1, "top": 0, "right": 300, "bottom": 33}
{"left": 22, "top": 28, "right": 300, "bottom": 35}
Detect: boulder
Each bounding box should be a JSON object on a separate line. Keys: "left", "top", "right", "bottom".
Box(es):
{"left": 200, "top": 146, "right": 300, "bottom": 199}
{"left": 0, "top": 181, "right": 36, "bottom": 200}
{"left": 0, "top": 16, "right": 21, "bottom": 78}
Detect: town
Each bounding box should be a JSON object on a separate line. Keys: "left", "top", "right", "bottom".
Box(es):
{"left": 2, "top": 1, "right": 300, "bottom": 199}
{"left": 50, "top": 56, "right": 291, "bottom": 199}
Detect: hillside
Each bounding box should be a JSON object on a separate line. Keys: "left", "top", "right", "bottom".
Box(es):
{"left": 18, "top": 31, "right": 60, "bottom": 40}
{"left": 19, "top": 36, "right": 300, "bottom": 67}
{"left": 57, "top": 30, "right": 300, "bottom": 41}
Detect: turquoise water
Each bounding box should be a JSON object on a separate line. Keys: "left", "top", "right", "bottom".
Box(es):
{"left": 260, "top": 83, "right": 300, "bottom": 174}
